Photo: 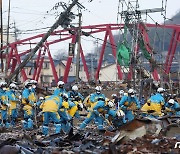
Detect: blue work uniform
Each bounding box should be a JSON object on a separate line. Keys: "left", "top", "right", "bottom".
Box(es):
{"left": 21, "top": 88, "right": 36, "bottom": 130}
{"left": 119, "top": 95, "right": 141, "bottom": 121}
{"left": 40, "top": 95, "right": 61, "bottom": 136}
{"left": 6, "top": 89, "right": 19, "bottom": 126}
{"left": 79, "top": 99, "right": 106, "bottom": 130}
{"left": 54, "top": 88, "right": 67, "bottom": 96}
{"left": 165, "top": 101, "right": 180, "bottom": 116}
{"left": 141, "top": 93, "right": 165, "bottom": 118}
{"left": 0, "top": 88, "right": 9, "bottom": 128}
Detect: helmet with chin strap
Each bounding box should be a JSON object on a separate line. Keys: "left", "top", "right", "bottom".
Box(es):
{"left": 72, "top": 85, "right": 78, "bottom": 91}
{"left": 157, "top": 87, "right": 165, "bottom": 93}
{"left": 128, "top": 88, "right": 135, "bottom": 97}
{"left": 57, "top": 81, "right": 64, "bottom": 88}
{"left": 9, "top": 83, "right": 17, "bottom": 89}
{"left": 95, "top": 86, "right": 102, "bottom": 94}
{"left": 0, "top": 81, "right": 7, "bottom": 88}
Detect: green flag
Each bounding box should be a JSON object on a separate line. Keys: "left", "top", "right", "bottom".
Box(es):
{"left": 117, "top": 43, "right": 130, "bottom": 66}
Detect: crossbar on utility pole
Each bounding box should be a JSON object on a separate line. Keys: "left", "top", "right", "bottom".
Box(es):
{"left": 7, "top": 0, "right": 78, "bottom": 83}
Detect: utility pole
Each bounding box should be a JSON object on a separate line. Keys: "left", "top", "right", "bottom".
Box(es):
{"left": 5, "top": 0, "right": 11, "bottom": 78}
{"left": 7, "top": 0, "right": 78, "bottom": 83}
{"left": 76, "top": 12, "right": 82, "bottom": 82}
{"left": 13, "top": 21, "right": 19, "bottom": 82}
{"left": 13, "top": 21, "right": 18, "bottom": 41}
{"left": 0, "top": 0, "right": 3, "bottom": 72}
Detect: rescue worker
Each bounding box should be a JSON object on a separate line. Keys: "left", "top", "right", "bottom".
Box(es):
{"left": 107, "top": 108, "right": 126, "bottom": 129}
{"left": 68, "top": 85, "right": 84, "bottom": 102}
{"left": 111, "top": 94, "right": 118, "bottom": 109}
{"left": 6, "top": 83, "right": 19, "bottom": 126}
{"left": 40, "top": 95, "right": 61, "bottom": 136}
{"left": 0, "top": 81, "right": 10, "bottom": 128}
{"left": 58, "top": 93, "right": 72, "bottom": 134}
{"left": 141, "top": 87, "right": 165, "bottom": 117}
{"left": 79, "top": 86, "right": 106, "bottom": 130}
{"left": 68, "top": 85, "right": 84, "bottom": 118}
{"left": 21, "top": 80, "right": 36, "bottom": 130}
{"left": 119, "top": 88, "right": 141, "bottom": 121}
{"left": 54, "top": 81, "right": 67, "bottom": 96}
{"left": 116, "top": 90, "right": 125, "bottom": 109}
{"left": 90, "top": 86, "right": 106, "bottom": 104}
{"left": 164, "top": 99, "right": 180, "bottom": 116}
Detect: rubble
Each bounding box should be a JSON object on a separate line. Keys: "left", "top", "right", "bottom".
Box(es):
{"left": 0, "top": 117, "right": 179, "bottom": 153}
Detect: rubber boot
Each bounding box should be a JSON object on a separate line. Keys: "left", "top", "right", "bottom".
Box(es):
{"left": 42, "top": 126, "right": 48, "bottom": 136}
{"left": 27, "top": 118, "right": 33, "bottom": 129}
{"left": 55, "top": 124, "right": 61, "bottom": 134}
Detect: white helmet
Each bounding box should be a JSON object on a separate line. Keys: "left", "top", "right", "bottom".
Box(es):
{"left": 157, "top": 87, "right": 165, "bottom": 93}
{"left": 111, "top": 94, "right": 117, "bottom": 97}
{"left": 108, "top": 101, "right": 114, "bottom": 108}
{"left": 30, "top": 80, "right": 37, "bottom": 85}
{"left": 168, "top": 99, "right": 175, "bottom": 104}
{"left": 95, "top": 86, "right": 102, "bottom": 91}
{"left": 128, "top": 89, "right": 134, "bottom": 94}
{"left": 24, "top": 80, "right": 31, "bottom": 87}
{"left": 78, "top": 103, "right": 83, "bottom": 109}
{"left": 119, "top": 90, "right": 124, "bottom": 95}
{"left": 0, "top": 81, "right": 7, "bottom": 87}
{"left": 57, "top": 81, "right": 64, "bottom": 86}
{"left": 72, "top": 85, "right": 78, "bottom": 91}
{"left": 39, "top": 97, "right": 45, "bottom": 100}
{"left": 117, "top": 110, "right": 125, "bottom": 117}
{"left": 9, "top": 83, "right": 17, "bottom": 89}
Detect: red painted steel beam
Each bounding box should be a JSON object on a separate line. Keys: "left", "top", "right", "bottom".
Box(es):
{"left": 95, "top": 30, "right": 109, "bottom": 80}
{"left": 10, "top": 58, "right": 17, "bottom": 74}
{"left": 1, "top": 23, "right": 179, "bottom": 83}
{"left": 80, "top": 45, "right": 90, "bottom": 81}
{"left": 108, "top": 26, "right": 123, "bottom": 80}
{"left": 165, "top": 31, "right": 180, "bottom": 74}
{"left": 164, "top": 30, "right": 176, "bottom": 72}
{"left": 7, "top": 47, "right": 14, "bottom": 69}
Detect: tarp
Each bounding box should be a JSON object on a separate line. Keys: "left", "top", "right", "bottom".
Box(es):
{"left": 117, "top": 43, "right": 130, "bottom": 66}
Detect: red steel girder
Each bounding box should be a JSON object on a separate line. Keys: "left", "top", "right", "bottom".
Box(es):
{"left": 1, "top": 24, "right": 179, "bottom": 83}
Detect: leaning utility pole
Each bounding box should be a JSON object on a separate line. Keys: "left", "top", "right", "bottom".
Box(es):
{"left": 76, "top": 12, "right": 82, "bottom": 82}
{"left": 7, "top": 0, "right": 78, "bottom": 83}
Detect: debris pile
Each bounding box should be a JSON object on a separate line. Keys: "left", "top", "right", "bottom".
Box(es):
{"left": 0, "top": 119, "right": 179, "bottom": 153}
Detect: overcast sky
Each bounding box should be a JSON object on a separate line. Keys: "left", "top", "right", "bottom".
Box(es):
{"left": 2, "top": 0, "right": 180, "bottom": 55}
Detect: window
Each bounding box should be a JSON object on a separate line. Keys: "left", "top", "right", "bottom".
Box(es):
{"left": 43, "top": 62, "right": 50, "bottom": 69}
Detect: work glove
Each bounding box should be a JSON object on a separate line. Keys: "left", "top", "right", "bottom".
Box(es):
{"left": 37, "top": 111, "right": 43, "bottom": 117}
{"left": 6, "top": 104, "right": 11, "bottom": 108}
{"left": 77, "top": 103, "right": 83, "bottom": 111}
{"left": 98, "top": 98, "right": 105, "bottom": 101}
{"left": 60, "top": 108, "right": 65, "bottom": 112}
